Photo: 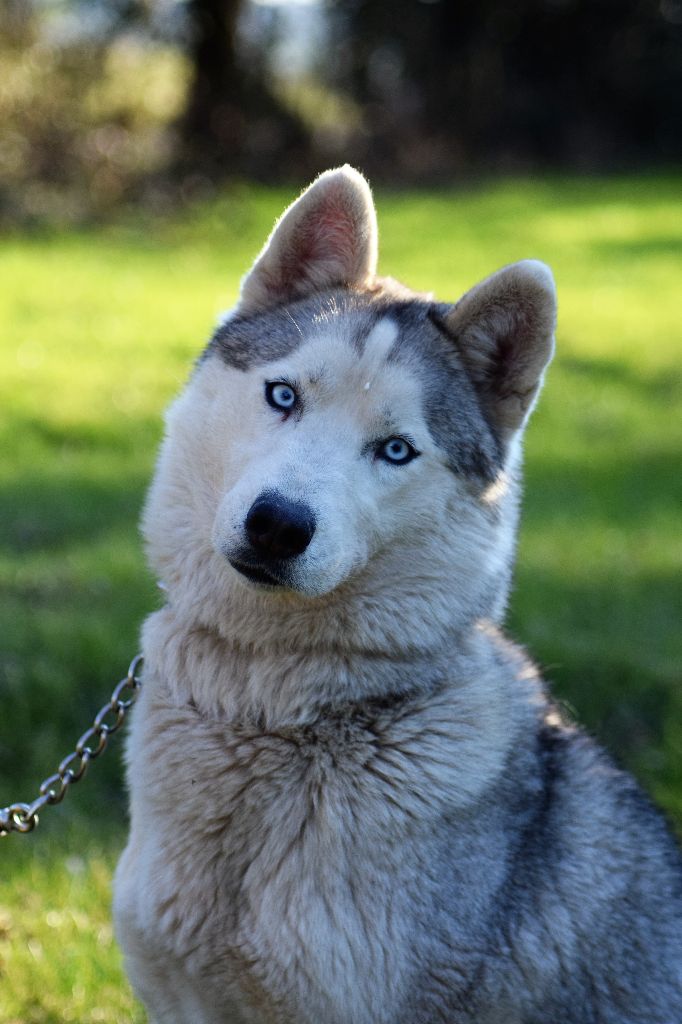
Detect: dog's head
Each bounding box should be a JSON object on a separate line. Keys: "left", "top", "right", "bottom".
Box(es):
{"left": 145, "top": 167, "right": 556, "bottom": 639}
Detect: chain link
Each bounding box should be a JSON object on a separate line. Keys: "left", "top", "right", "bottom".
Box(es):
{"left": 0, "top": 654, "right": 143, "bottom": 837}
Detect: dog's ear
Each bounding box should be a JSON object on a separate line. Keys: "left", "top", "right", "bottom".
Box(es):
{"left": 237, "top": 166, "right": 378, "bottom": 316}
{"left": 442, "top": 260, "right": 557, "bottom": 438}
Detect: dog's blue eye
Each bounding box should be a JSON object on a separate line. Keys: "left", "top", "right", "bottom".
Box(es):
{"left": 377, "top": 437, "right": 419, "bottom": 465}
{"left": 266, "top": 381, "right": 297, "bottom": 412}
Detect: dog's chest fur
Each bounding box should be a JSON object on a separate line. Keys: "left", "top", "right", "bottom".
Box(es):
{"left": 119, "top": 697, "right": 418, "bottom": 1023}
{"left": 115, "top": 623, "right": 518, "bottom": 1024}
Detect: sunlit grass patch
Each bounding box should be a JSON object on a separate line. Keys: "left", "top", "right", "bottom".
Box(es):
{"left": 1, "top": 831, "right": 143, "bottom": 1024}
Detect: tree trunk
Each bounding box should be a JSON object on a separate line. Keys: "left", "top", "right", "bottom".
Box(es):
{"left": 179, "top": 0, "right": 310, "bottom": 180}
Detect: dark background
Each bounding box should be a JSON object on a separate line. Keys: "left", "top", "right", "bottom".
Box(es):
{"left": 1, "top": 0, "right": 680, "bottom": 224}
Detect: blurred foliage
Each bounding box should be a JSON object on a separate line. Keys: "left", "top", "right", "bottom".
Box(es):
{"left": 178, "top": 0, "right": 312, "bottom": 181}
{"left": 0, "top": 0, "right": 188, "bottom": 224}
{"left": 0, "top": 0, "right": 680, "bottom": 217}
{"left": 324, "top": 0, "right": 682, "bottom": 178}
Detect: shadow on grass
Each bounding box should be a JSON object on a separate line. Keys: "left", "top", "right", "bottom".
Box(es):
{"left": 0, "top": 411, "right": 160, "bottom": 552}
{"left": 590, "top": 235, "right": 682, "bottom": 260}
{"left": 0, "top": 469, "right": 149, "bottom": 554}
{"left": 524, "top": 448, "right": 680, "bottom": 529}
{"left": 511, "top": 568, "right": 680, "bottom": 762}
{"left": 0, "top": 464, "right": 157, "bottom": 815}
{"left": 559, "top": 354, "right": 682, "bottom": 403}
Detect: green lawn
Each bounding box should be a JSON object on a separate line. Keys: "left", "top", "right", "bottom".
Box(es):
{"left": 1, "top": 175, "right": 681, "bottom": 1022}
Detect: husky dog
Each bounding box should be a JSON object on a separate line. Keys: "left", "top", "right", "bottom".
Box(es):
{"left": 114, "top": 167, "right": 682, "bottom": 1024}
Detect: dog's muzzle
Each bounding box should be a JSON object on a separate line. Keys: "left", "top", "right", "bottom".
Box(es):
{"left": 228, "top": 492, "right": 316, "bottom": 587}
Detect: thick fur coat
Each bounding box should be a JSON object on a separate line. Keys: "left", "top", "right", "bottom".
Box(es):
{"left": 114, "top": 167, "right": 682, "bottom": 1023}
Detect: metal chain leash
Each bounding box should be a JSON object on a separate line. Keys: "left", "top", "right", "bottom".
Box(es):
{"left": 0, "top": 654, "right": 143, "bottom": 837}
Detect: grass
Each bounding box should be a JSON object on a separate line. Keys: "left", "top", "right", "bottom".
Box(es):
{"left": 1, "top": 174, "right": 680, "bottom": 1021}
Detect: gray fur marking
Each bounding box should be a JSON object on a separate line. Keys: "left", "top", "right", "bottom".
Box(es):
{"left": 387, "top": 301, "right": 503, "bottom": 482}
{"left": 208, "top": 288, "right": 502, "bottom": 482}
{"left": 208, "top": 303, "right": 309, "bottom": 371}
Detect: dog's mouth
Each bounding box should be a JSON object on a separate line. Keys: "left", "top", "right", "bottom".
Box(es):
{"left": 228, "top": 559, "right": 285, "bottom": 588}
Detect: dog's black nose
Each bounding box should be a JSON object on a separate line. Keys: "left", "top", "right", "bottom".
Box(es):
{"left": 245, "top": 494, "right": 316, "bottom": 560}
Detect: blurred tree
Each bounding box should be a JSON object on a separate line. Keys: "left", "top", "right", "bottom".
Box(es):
{"left": 179, "top": 0, "right": 311, "bottom": 180}
{"left": 1, "top": 0, "right": 679, "bottom": 223}
{"left": 0, "top": 0, "right": 315, "bottom": 223}
{"left": 0, "top": 0, "right": 188, "bottom": 222}
{"left": 325, "top": 0, "right": 682, "bottom": 177}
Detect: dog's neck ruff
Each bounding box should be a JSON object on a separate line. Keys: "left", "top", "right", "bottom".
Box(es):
{"left": 141, "top": 603, "right": 498, "bottom": 730}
